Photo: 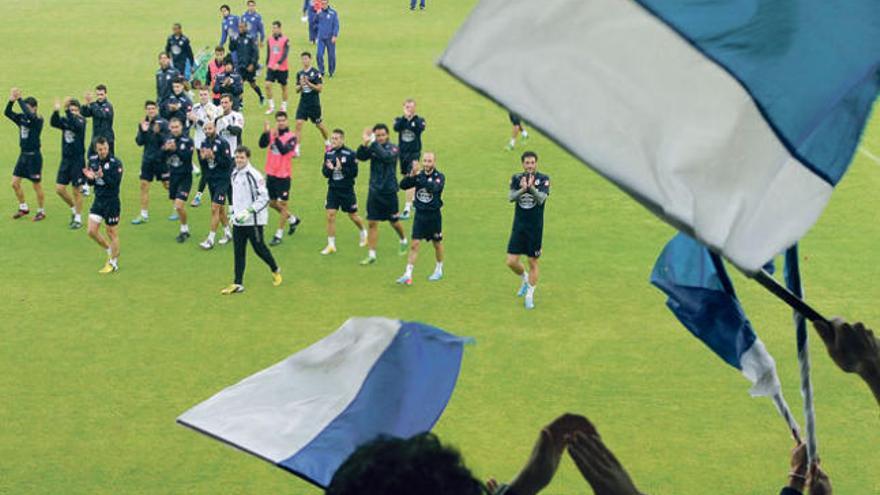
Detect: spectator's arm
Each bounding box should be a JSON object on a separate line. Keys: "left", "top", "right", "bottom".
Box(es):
{"left": 814, "top": 319, "right": 880, "bottom": 407}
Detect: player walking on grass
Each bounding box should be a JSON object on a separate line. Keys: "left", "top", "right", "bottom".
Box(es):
{"left": 166, "top": 23, "right": 195, "bottom": 78}
{"left": 188, "top": 88, "right": 223, "bottom": 207}
{"left": 314, "top": 1, "right": 339, "bottom": 78}
{"left": 215, "top": 94, "right": 245, "bottom": 151}
{"left": 132, "top": 101, "right": 170, "bottom": 225}
{"left": 241, "top": 0, "right": 266, "bottom": 49}
{"left": 160, "top": 78, "right": 194, "bottom": 132}
{"left": 82, "top": 138, "right": 122, "bottom": 274}
{"left": 396, "top": 152, "right": 444, "bottom": 285}
{"left": 233, "top": 21, "right": 264, "bottom": 106}
{"left": 506, "top": 151, "right": 549, "bottom": 310}
{"left": 264, "top": 21, "right": 290, "bottom": 115}
{"left": 82, "top": 84, "right": 115, "bottom": 157}
{"left": 198, "top": 121, "right": 233, "bottom": 249}
{"left": 157, "top": 52, "right": 181, "bottom": 101}
{"left": 258, "top": 112, "right": 301, "bottom": 246}
{"left": 506, "top": 112, "right": 529, "bottom": 151}
{"left": 6, "top": 88, "right": 45, "bottom": 221}
{"left": 393, "top": 98, "right": 426, "bottom": 220}
{"left": 294, "top": 52, "right": 331, "bottom": 153}
{"left": 206, "top": 47, "right": 228, "bottom": 105}
{"left": 50, "top": 98, "right": 86, "bottom": 229}
{"left": 321, "top": 128, "right": 367, "bottom": 255}
{"left": 219, "top": 4, "right": 240, "bottom": 59}
{"left": 213, "top": 59, "right": 244, "bottom": 111}
{"left": 163, "top": 118, "right": 195, "bottom": 243}
{"left": 356, "top": 124, "right": 408, "bottom": 265}
{"left": 222, "top": 146, "right": 282, "bottom": 294}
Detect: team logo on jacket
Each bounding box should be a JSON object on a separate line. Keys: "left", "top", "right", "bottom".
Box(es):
{"left": 416, "top": 188, "right": 433, "bottom": 204}
{"left": 168, "top": 155, "right": 181, "bottom": 168}
{"left": 518, "top": 193, "right": 536, "bottom": 210}
{"left": 401, "top": 130, "right": 415, "bottom": 143}
{"left": 332, "top": 168, "right": 344, "bottom": 180}
{"left": 64, "top": 130, "right": 76, "bottom": 144}
{"left": 171, "top": 45, "right": 182, "bottom": 55}
{"left": 20, "top": 127, "right": 29, "bottom": 139}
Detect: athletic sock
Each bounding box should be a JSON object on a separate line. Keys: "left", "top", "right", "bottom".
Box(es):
{"left": 37, "top": 208, "right": 45, "bottom": 214}
{"left": 368, "top": 249, "right": 377, "bottom": 259}
{"left": 400, "top": 238, "right": 408, "bottom": 246}
{"left": 106, "top": 247, "right": 112, "bottom": 256}
{"left": 207, "top": 231, "right": 216, "bottom": 242}
{"left": 74, "top": 214, "right": 82, "bottom": 222}
{"left": 141, "top": 209, "right": 149, "bottom": 219}
{"left": 404, "top": 264, "right": 414, "bottom": 277}
{"left": 526, "top": 284, "right": 536, "bottom": 298}
{"left": 404, "top": 202, "right": 412, "bottom": 212}
{"left": 328, "top": 236, "right": 336, "bottom": 247}
{"left": 522, "top": 130, "right": 529, "bottom": 138}
{"left": 19, "top": 203, "right": 28, "bottom": 211}
{"left": 435, "top": 261, "right": 443, "bottom": 273}
{"left": 288, "top": 215, "right": 299, "bottom": 225}
{"left": 275, "top": 228, "right": 284, "bottom": 238}
{"left": 181, "top": 224, "right": 189, "bottom": 233}
{"left": 281, "top": 101, "right": 288, "bottom": 111}
{"left": 522, "top": 271, "right": 529, "bottom": 284}
{"left": 224, "top": 226, "right": 232, "bottom": 237}
{"left": 70, "top": 206, "right": 77, "bottom": 214}
{"left": 360, "top": 229, "right": 367, "bottom": 239}
{"left": 109, "top": 257, "right": 118, "bottom": 267}
{"left": 509, "top": 138, "right": 516, "bottom": 147}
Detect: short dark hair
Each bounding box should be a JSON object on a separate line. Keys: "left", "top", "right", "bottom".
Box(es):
{"left": 223, "top": 55, "right": 234, "bottom": 66}
{"left": 173, "top": 23, "right": 182, "bottom": 29}
{"left": 247, "top": 0, "right": 256, "bottom": 4}
{"left": 272, "top": 20, "right": 281, "bottom": 28}
{"left": 275, "top": 111, "right": 288, "bottom": 119}
{"left": 236, "top": 146, "right": 251, "bottom": 157}
{"left": 301, "top": 51, "right": 312, "bottom": 59}
{"left": 24, "top": 97, "right": 37, "bottom": 107}
{"left": 159, "top": 51, "right": 169, "bottom": 59}
{"left": 332, "top": 128, "right": 345, "bottom": 136}
{"left": 326, "top": 434, "right": 484, "bottom": 495}
{"left": 169, "top": 117, "right": 183, "bottom": 126}
{"left": 220, "top": 4, "right": 231, "bottom": 11}
{"left": 220, "top": 94, "right": 232, "bottom": 102}
{"left": 172, "top": 77, "right": 186, "bottom": 85}
{"left": 215, "top": 45, "right": 225, "bottom": 53}
{"left": 95, "top": 84, "right": 107, "bottom": 92}
{"left": 145, "top": 100, "right": 157, "bottom": 108}
{"left": 373, "top": 123, "right": 389, "bottom": 133}
{"left": 68, "top": 99, "right": 81, "bottom": 109}
{"left": 521, "top": 151, "right": 538, "bottom": 163}
{"left": 94, "top": 136, "right": 109, "bottom": 146}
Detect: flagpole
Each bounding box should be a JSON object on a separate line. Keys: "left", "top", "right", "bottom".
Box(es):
{"left": 753, "top": 270, "right": 827, "bottom": 324}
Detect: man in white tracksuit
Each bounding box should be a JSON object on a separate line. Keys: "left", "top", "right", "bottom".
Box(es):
{"left": 221, "top": 145, "right": 282, "bottom": 294}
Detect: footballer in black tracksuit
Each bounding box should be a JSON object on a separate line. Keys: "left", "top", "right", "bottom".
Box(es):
{"left": 199, "top": 133, "right": 233, "bottom": 205}
{"left": 322, "top": 145, "right": 358, "bottom": 212}
{"left": 50, "top": 108, "right": 86, "bottom": 186}
{"left": 82, "top": 99, "right": 115, "bottom": 156}
{"left": 136, "top": 116, "right": 170, "bottom": 182}
{"left": 163, "top": 133, "right": 195, "bottom": 201}
{"left": 507, "top": 171, "right": 550, "bottom": 258}
{"left": 356, "top": 141, "right": 400, "bottom": 221}
{"left": 295, "top": 66, "right": 323, "bottom": 123}
{"left": 5, "top": 99, "right": 44, "bottom": 182}
{"left": 400, "top": 167, "right": 444, "bottom": 241}
{"left": 156, "top": 65, "right": 181, "bottom": 101}
{"left": 160, "top": 91, "right": 193, "bottom": 131}
{"left": 393, "top": 114, "right": 426, "bottom": 175}
{"left": 233, "top": 33, "right": 260, "bottom": 83}
{"left": 87, "top": 153, "right": 123, "bottom": 226}
{"left": 165, "top": 33, "right": 195, "bottom": 75}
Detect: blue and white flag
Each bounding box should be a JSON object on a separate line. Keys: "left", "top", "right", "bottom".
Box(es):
{"left": 651, "top": 233, "right": 781, "bottom": 397}
{"left": 178, "top": 318, "right": 470, "bottom": 488}
{"left": 440, "top": 0, "right": 879, "bottom": 273}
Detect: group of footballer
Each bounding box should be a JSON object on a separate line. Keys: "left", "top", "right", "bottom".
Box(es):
{"left": 4, "top": 0, "right": 551, "bottom": 309}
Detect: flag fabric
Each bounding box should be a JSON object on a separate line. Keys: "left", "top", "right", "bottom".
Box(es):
{"left": 178, "top": 318, "right": 470, "bottom": 488}
{"left": 651, "top": 233, "right": 781, "bottom": 397}
{"left": 440, "top": 0, "right": 880, "bottom": 273}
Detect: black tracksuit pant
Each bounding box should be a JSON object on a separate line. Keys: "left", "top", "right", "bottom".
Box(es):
{"left": 233, "top": 225, "right": 278, "bottom": 285}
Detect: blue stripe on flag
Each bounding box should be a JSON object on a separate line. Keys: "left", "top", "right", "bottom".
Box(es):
{"left": 278, "top": 321, "right": 468, "bottom": 488}
{"left": 635, "top": 0, "right": 880, "bottom": 185}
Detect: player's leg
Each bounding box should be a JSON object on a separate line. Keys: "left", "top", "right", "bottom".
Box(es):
{"left": 270, "top": 199, "right": 291, "bottom": 245}
{"left": 398, "top": 238, "right": 419, "bottom": 285}
{"left": 229, "top": 225, "right": 248, "bottom": 289}
{"left": 265, "top": 77, "right": 275, "bottom": 114}
{"left": 249, "top": 225, "right": 282, "bottom": 285}
{"left": 428, "top": 239, "right": 444, "bottom": 280}
{"left": 192, "top": 174, "right": 208, "bottom": 207}
{"left": 524, "top": 257, "right": 540, "bottom": 309}
{"left": 348, "top": 211, "right": 367, "bottom": 246}
{"left": 55, "top": 183, "right": 74, "bottom": 208}
{"left": 391, "top": 219, "right": 408, "bottom": 256}
{"left": 315, "top": 119, "right": 331, "bottom": 145}
{"left": 327, "top": 41, "right": 336, "bottom": 77}
{"left": 316, "top": 39, "right": 327, "bottom": 75}
{"left": 218, "top": 204, "right": 232, "bottom": 244}
{"left": 11, "top": 175, "right": 27, "bottom": 215}
{"left": 104, "top": 223, "right": 120, "bottom": 272}
{"left": 134, "top": 174, "right": 152, "bottom": 224}
{"left": 31, "top": 180, "right": 45, "bottom": 220}
{"left": 201, "top": 200, "right": 222, "bottom": 249}
{"left": 280, "top": 83, "right": 288, "bottom": 111}
{"left": 410, "top": 0, "right": 417, "bottom": 10}
{"left": 88, "top": 214, "right": 110, "bottom": 250}
{"left": 174, "top": 198, "right": 190, "bottom": 242}
{"left": 362, "top": 220, "right": 379, "bottom": 265}
{"left": 322, "top": 207, "right": 337, "bottom": 254}
{"left": 72, "top": 184, "right": 84, "bottom": 229}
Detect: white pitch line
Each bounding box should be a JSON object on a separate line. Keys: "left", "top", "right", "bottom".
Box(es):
{"left": 860, "top": 146, "right": 880, "bottom": 165}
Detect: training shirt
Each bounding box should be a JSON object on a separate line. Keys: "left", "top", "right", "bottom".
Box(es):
{"left": 215, "top": 111, "right": 244, "bottom": 152}
{"left": 212, "top": 71, "right": 244, "bottom": 110}
{"left": 135, "top": 116, "right": 170, "bottom": 162}
{"left": 259, "top": 128, "right": 297, "bottom": 178}
{"left": 234, "top": 33, "right": 260, "bottom": 70}
{"left": 510, "top": 172, "right": 550, "bottom": 230}
{"left": 199, "top": 134, "right": 233, "bottom": 182}
{"left": 82, "top": 99, "right": 115, "bottom": 142}
{"left": 165, "top": 34, "right": 195, "bottom": 70}
{"left": 156, "top": 65, "right": 181, "bottom": 100}
{"left": 240, "top": 10, "right": 265, "bottom": 44}
{"left": 393, "top": 114, "right": 426, "bottom": 157}
{"left": 400, "top": 169, "right": 444, "bottom": 212}
{"left": 219, "top": 14, "right": 240, "bottom": 48}
{"left": 163, "top": 134, "right": 194, "bottom": 176}
{"left": 87, "top": 154, "right": 123, "bottom": 201}
{"left": 322, "top": 146, "right": 358, "bottom": 190}
{"left": 315, "top": 7, "right": 339, "bottom": 40}
{"left": 190, "top": 101, "right": 222, "bottom": 148}
{"left": 295, "top": 67, "right": 322, "bottom": 107}
{"left": 160, "top": 92, "right": 194, "bottom": 130}
{"left": 50, "top": 110, "right": 86, "bottom": 159}
{"left": 267, "top": 34, "right": 290, "bottom": 71}
{"left": 356, "top": 141, "right": 399, "bottom": 194}
{"left": 4, "top": 99, "right": 42, "bottom": 153}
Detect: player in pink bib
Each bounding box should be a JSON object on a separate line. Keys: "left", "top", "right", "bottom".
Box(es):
{"left": 264, "top": 21, "right": 291, "bottom": 115}
{"left": 258, "top": 111, "right": 301, "bottom": 246}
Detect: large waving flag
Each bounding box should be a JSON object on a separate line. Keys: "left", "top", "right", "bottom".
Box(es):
{"left": 178, "top": 318, "right": 470, "bottom": 488}
{"left": 651, "top": 234, "right": 800, "bottom": 436}
{"left": 440, "top": 0, "right": 879, "bottom": 273}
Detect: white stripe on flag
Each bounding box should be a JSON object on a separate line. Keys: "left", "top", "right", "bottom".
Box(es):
{"left": 439, "top": 0, "right": 833, "bottom": 273}
{"left": 177, "top": 317, "right": 401, "bottom": 463}
{"left": 739, "top": 338, "right": 781, "bottom": 398}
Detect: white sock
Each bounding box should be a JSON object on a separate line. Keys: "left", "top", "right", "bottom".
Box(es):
{"left": 109, "top": 257, "right": 118, "bottom": 266}
{"left": 37, "top": 208, "right": 45, "bottom": 214}
{"left": 404, "top": 264, "right": 414, "bottom": 277}
{"left": 224, "top": 226, "right": 232, "bottom": 237}
{"left": 281, "top": 101, "right": 288, "bottom": 110}
{"left": 74, "top": 214, "right": 82, "bottom": 222}
{"left": 400, "top": 237, "right": 408, "bottom": 245}
{"left": 20, "top": 203, "right": 28, "bottom": 211}
{"left": 328, "top": 236, "right": 336, "bottom": 247}
{"left": 288, "top": 215, "right": 299, "bottom": 225}
{"left": 106, "top": 247, "right": 112, "bottom": 256}
{"left": 526, "top": 284, "right": 536, "bottom": 298}
{"left": 509, "top": 138, "right": 516, "bottom": 147}
{"left": 522, "top": 130, "right": 529, "bottom": 138}
{"left": 435, "top": 262, "right": 443, "bottom": 273}
{"left": 522, "top": 271, "right": 529, "bottom": 284}
{"left": 207, "top": 231, "right": 216, "bottom": 242}
{"left": 70, "top": 206, "right": 77, "bottom": 214}
{"left": 140, "top": 209, "right": 148, "bottom": 219}
{"left": 194, "top": 191, "right": 202, "bottom": 199}
{"left": 268, "top": 99, "right": 275, "bottom": 108}
{"left": 360, "top": 229, "right": 367, "bottom": 239}
{"left": 404, "top": 202, "right": 412, "bottom": 212}
{"left": 368, "top": 249, "right": 377, "bottom": 259}
{"left": 181, "top": 224, "right": 189, "bottom": 233}
{"left": 275, "top": 228, "right": 284, "bottom": 238}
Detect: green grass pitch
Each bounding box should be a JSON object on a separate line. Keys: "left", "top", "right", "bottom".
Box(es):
{"left": 1, "top": 1, "right": 878, "bottom": 493}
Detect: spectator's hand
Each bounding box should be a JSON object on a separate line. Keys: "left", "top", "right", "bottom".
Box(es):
{"left": 814, "top": 319, "right": 880, "bottom": 378}
{"left": 808, "top": 465, "right": 832, "bottom": 495}
{"left": 509, "top": 414, "right": 595, "bottom": 495}
{"left": 485, "top": 478, "right": 500, "bottom": 494}
{"left": 568, "top": 431, "right": 641, "bottom": 495}
{"left": 787, "top": 443, "right": 808, "bottom": 493}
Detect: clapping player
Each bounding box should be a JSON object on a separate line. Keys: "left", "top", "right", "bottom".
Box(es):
{"left": 197, "top": 120, "right": 233, "bottom": 249}
{"left": 396, "top": 152, "right": 444, "bottom": 285}
{"left": 294, "top": 52, "right": 331, "bottom": 153}
{"left": 320, "top": 128, "right": 367, "bottom": 254}
{"left": 82, "top": 138, "right": 123, "bottom": 274}
{"left": 506, "top": 151, "right": 550, "bottom": 310}
{"left": 258, "top": 113, "right": 301, "bottom": 246}
{"left": 50, "top": 97, "right": 86, "bottom": 229}
{"left": 393, "top": 98, "right": 426, "bottom": 220}
{"left": 162, "top": 119, "right": 195, "bottom": 242}
{"left": 132, "top": 101, "right": 170, "bottom": 225}
{"left": 5, "top": 88, "right": 45, "bottom": 221}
